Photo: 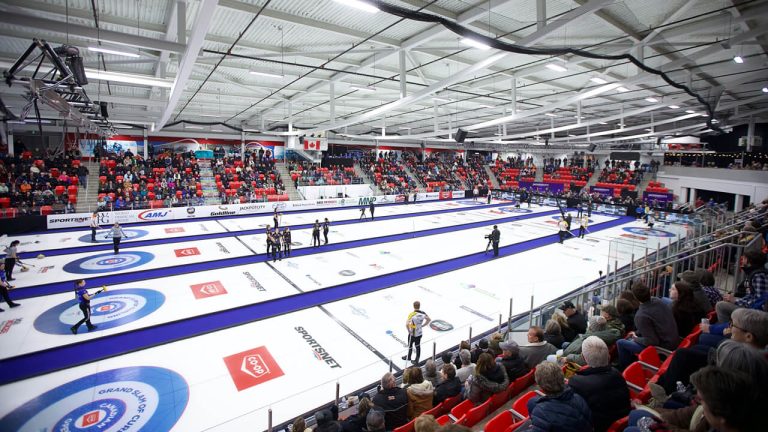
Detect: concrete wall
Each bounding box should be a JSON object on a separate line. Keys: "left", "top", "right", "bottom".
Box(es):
{"left": 657, "top": 166, "right": 768, "bottom": 207}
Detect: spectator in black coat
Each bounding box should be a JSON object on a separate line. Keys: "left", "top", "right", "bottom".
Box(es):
{"left": 341, "top": 395, "right": 372, "bottom": 432}
{"left": 568, "top": 336, "right": 631, "bottom": 432}
{"left": 543, "top": 319, "right": 565, "bottom": 348}
{"left": 496, "top": 340, "right": 529, "bottom": 382}
{"left": 560, "top": 301, "right": 588, "bottom": 335}
{"left": 616, "top": 298, "right": 636, "bottom": 333}
{"left": 314, "top": 409, "right": 342, "bottom": 432}
{"left": 670, "top": 281, "right": 708, "bottom": 337}
{"left": 372, "top": 372, "right": 408, "bottom": 430}
{"left": 433, "top": 364, "right": 462, "bottom": 405}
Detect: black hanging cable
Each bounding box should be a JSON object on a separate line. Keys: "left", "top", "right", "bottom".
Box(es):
{"left": 368, "top": 0, "right": 725, "bottom": 133}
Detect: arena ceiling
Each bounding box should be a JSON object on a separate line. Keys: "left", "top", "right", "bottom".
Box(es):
{"left": 1, "top": 0, "right": 767, "bottom": 150}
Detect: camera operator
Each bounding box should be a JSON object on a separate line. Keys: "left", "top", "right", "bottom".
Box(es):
{"left": 487, "top": 225, "right": 501, "bottom": 257}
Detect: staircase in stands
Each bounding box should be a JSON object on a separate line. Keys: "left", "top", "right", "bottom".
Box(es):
{"left": 353, "top": 161, "right": 383, "bottom": 195}
{"left": 75, "top": 160, "right": 100, "bottom": 213}
{"left": 584, "top": 168, "right": 600, "bottom": 189}
{"left": 483, "top": 165, "right": 501, "bottom": 189}
{"left": 197, "top": 160, "right": 222, "bottom": 205}
{"left": 402, "top": 165, "right": 426, "bottom": 192}
{"left": 274, "top": 162, "right": 303, "bottom": 201}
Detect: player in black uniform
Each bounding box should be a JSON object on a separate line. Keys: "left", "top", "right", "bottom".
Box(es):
{"left": 322, "top": 218, "right": 330, "bottom": 244}
{"left": 265, "top": 225, "right": 273, "bottom": 256}
{"left": 282, "top": 227, "right": 291, "bottom": 257}
{"left": 369, "top": 201, "right": 375, "bottom": 220}
{"left": 312, "top": 220, "right": 321, "bottom": 247}
{"left": 488, "top": 225, "right": 501, "bottom": 257}
{"left": 272, "top": 230, "right": 282, "bottom": 262}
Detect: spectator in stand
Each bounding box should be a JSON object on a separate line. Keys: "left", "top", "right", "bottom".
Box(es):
{"left": 372, "top": 372, "right": 408, "bottom": 431}
{"left": 670, "top": 280, "right": 708, "bottom": 336}
{"left": 551, "top": 313, "right": 577, "bottom": 343}
{"left": 568, "top": 336, "right": 630, "bottom": 432}
{"left": 365, "top": 410, "right": 385, "bottom": 432}
{"left": 715, "top": 251, "right": 766, "bottom": 323}
{"left": 600, "top": 304, "right": 625, "bottom": 336}
{"left": 402, "top": 366, "right": 433, "bottom": 419}
{"left": 341, "top": 395, "right": 371, "bottom": 432}
{"left": 470, "top": 338, "right": 491, "bottom": 364}
{"left": 496, "top": 340, "right": 528, "bottom": 381}
{"left": 524, "top": 361, "right": 592, "bottom": 432}
{"left": 314, "top": 409, "right": 341, "bottom": 432}
{"left": 423, "top": 359, "right": 439, "bottom": 388}
{"left": 543, "top": 319, "right": 565, "bottom": 349}
{"left": 432, "top": 364, "right": 461, "bottom": 405}
{"left": 455, "top": 349, "right": 475, "bottom": 384}
{"left": 562, "top": 316, "right": 622, "bottom": 365}
{"left": 463, "top": 352, "right": 508, "bottom": 405}
{"left": 617, "top": 281, "right": 679, "bottom": 369}
{"left": 518, "top": 326, "right": 558, "bottom": 369}
{"left": 559, "top": 301, "right": 587, "bottom": 335}
{"left": 677, "top": 269, "right": 715, "bottom": 314}
{"left": 413, "top": 415, "right": 440, "bottom": 432}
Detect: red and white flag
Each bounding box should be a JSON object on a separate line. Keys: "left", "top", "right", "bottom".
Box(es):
{"left": 304, "top": 139, "right": 320, "bottom": 150}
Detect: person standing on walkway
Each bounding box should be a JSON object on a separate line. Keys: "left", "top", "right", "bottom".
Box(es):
{"left": 312, "top": 220, "right": 321, "bottom": 247}
{"left": 104, "top": 222, "right": 127, "bottom": 254}
{"left": 282, "top": 227, "right": 291, "bottom": 257}
{"left": 90, "top": 211, "right": 100, "bottom": 242}
{"left": 402, "top": 301, "right": 431, "bottom": 365}
{"left": 558, "top": 217, "right": 569, "bottom": 244}
{"left": 359, "top": 206, "right": 367, "bottom": 220}
{"left": 71, "top": 279, "right": 99, "bottom": 334}
{"left": 265, "top": 225, "right": 273, "bottom": 257}
{"left": 369, "top": 201, "right": 375, "bottom": 220}
{"left": 273, "top": 209, "right": 281, "bottom": 229}
{"left": 579, "top": 214, "right": 589, "bottom": 238}
{"left": 322, "top": 218, "right": 330, "bottom": 245}
{"left": 3, "top": 240, "right": 20, "bottom": 281}
{"left": 0, "top": 262, "right": 20, "bottom": 311}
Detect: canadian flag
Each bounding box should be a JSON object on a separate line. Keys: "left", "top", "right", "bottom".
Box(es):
{"left": 304, "top": 139, "right": 321, "bottom": 150}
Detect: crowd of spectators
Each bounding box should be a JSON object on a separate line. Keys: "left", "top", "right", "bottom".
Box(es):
{"left": 597, "top": 160, "right": 644, "bottom": 185}
{"left": 664, "top": 152, "right": 768, "bottom": 170}
{"left": 359, "top": 152, "right": 418, "bottom": 195}
{"left": 491, "top": 156, "right": 537, "bottom": 189}
{"left": 97, "top": 149, "right": 202, "bottom": 210}
{"left": 213, "top": 152, "right": 286, "bottom": 204}
{"left": 288, "top": 161, "right": 360, "bottom": 187}
{"left": 0, "top": 152, "right": 84, "bottom": 215}
{"left": 403, "top": 152, "right": 466, "bottom": 192}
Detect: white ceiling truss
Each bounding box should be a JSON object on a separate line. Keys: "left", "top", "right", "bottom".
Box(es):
{"left": 0, "top": 0, "right": 766, "bottom": 150}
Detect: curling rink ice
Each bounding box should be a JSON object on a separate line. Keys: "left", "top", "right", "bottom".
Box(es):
{"left": 0, "top": 198, "right": 691, "bottom": 431}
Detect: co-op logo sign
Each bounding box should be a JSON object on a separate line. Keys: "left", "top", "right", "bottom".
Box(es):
{"left": 137, "top": 210, "right": 171, "bottom": 221}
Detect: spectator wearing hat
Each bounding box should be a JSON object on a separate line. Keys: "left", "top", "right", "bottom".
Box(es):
{"left": 562, "top": 316, "right": 622, "bottom": 365}
{"left": 372, "top": 372, "right": 408, "bottom": 430}
{"left": 433, "top": 364, "right": 461, "bottom": 405}
{"left": 716, "top": 251, "right": 767, "bottom": 323}
{"left": 677, "top": 269, "right": 714, "bottom": 313}
{"left": 600, "top": 304, "right": 625, "bottom": 336}
{"left": 470, "top": 338, "right": 491, "bottom": 364}
{"left": 560, "top": 301, "right": 587, "bottom": 335}
{"left": 519, "top": 326, "right": 558, "bottom": 369}
{"left": 568, "top": 336, "right": 630, "bottom": 432}
{"left": 496, "top": 340, "right": 528, "bottom": 381}
{"left": 617, "top": 282, "right": 679, "bottom": 369}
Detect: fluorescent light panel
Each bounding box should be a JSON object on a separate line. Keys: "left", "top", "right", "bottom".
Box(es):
{"left": 685, "top": 110, "right": 696, "bottom": 114}
{"left": 333, "top": 0, "right": 379, "bottom": 13}
{"left": 590, "top": 77, "right": 608, "bottom": 84}
{"left": 645, "top": 97, "right": 659, "bottom": 103}
{"left": 350, "top": 85, "right": 376, "bottom": 92}
{"left": 733, "top": 56, "right": 744, "bottom": 63}
{"left": 433, "top": 97, "right": 451, "bottom": 102}
{"left": 545, "top": 63, "right": 568, "bottom": 72}
{"left": 85, "top": 69, "right": 173, "bottom": 88}
{"left": 668, "top": 105, "right": 680, "bottom": 109}
{"left": 460, "top": 38, "right": 491, "bottom": 50}
{"left": 88, "top": 46, "right": 140, "bottom": 58}
{"left": 762, "top": 87, "right": 768, "bottom": 93}
{"left": 249, "top": 71, "right": 283, "bottom": 79}
{"left": 616, "top": 86, "right": 629, "bottom": 93}
{"left": 544, "top": 113, "right": 557, "bottom": 117}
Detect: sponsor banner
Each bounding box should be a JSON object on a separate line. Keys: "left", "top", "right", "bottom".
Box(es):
{"left": 438, "top": 191, "right": 453, "bottom": 200}
{"left": 223, "top": 346, "right": 284, "bottom": 391}
{"left": 190, "top": 281, "right": 228, "bottom": 299}
{"left": 519, "top": 181, "right": 564, "bottom": 193}
{"left": 590, "top": 186, "right": 614, "bottom": 197}
{"left": 418, "top": 192, "right": 440, "bottom": 201}
{"left": 452, "top": 190, "right": 465, "bottom": 199}
{"left": 643, "top": 192, "right": 674, "bottom": 203}
{"left": 0, "top": 366, "right": 188, "bottom": 431}
{"left": 174, "top": 247, "right": 201, "bottom": 257}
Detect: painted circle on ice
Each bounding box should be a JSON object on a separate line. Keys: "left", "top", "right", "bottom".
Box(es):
{"left": 339, "top": 270, "right": 356, "bottom": 276}
{"left": 0, "top": 366, "right": 189, "bottom": 432}
{"left": 63, "top": 252, "right": 155, "bottom": 274}
{"left": 34, "top": 289, "right": 165, "bottom": 335}
{"left": 455, "top": 199, "right": 481, "bottom": 205}
{"left": 551, "top": 215, "right": 592, "bottom": 222}
{"left": 78, "top": 229, "right": 149, "bottom": 244}
{"left": 499, "top": 207, "right": 532, "bottom": 214}
{"left": 622, "top": 227, "right": 676, "bottom": 237}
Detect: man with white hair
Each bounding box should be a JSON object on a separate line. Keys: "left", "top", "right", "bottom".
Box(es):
{"left": 562, "top": 315, "right": 622, "bottom": 365}
{"left": 568, "top": 336, "right": 631, "bottom": 432}
{"left": 371, "top": 372, "right": 408, "bottom": 431}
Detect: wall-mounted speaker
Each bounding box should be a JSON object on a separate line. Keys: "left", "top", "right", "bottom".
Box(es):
{"left": 455, "top": 128, "right": 467, "bottom": 143}
{"left": 99, "top": 102, "right": 109, "bottom": 118}
{"left": 589, "top": 144, "right": 597, "bottom": 152}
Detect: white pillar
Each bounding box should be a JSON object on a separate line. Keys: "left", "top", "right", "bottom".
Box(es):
{"left": 433, "top": 100, "right": 438, "bottom": 134}
{"left": 734, "top": 194, "right": 744, "bottom": 212}
{"left": 690, "top": 188, "right": 697, "bottom": 205}
{"left": 5, "top": 127, "right": 13, "bottom": 157}
{"left": 143, "top": 128, "right": 148, "bottom": 159}
{"left": 510, "top": 75, "right": 517, "bottom": 114}
{"left": 177, "top": 1, "right": 187, "bottom": 45}
{"left": 537, "top": 0, "right": 546, "bottom": 30}
{"left": 240, "top": 131, "right": 245, "bottom": 161}
{"left": 502, "top": 106, "right": 507, "bottom": 136}
{"left": 576, "top": 101, "right": 582, "bottom": 125}
{"left": 399, "top": 49, "right": 407, "bottom": 99}
{"left": 288, "top": 102, "right": 293, "bottom": 133}
{"left": 329, "top": 81, "right": 335, "bottom": 125}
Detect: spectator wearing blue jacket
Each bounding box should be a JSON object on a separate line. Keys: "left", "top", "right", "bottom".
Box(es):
{"left": 526, "top": 361, "right": 592, "bottom": 432}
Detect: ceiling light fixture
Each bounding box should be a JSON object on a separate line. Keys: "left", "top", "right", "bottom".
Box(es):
{"left": 88, "top": 46, "right": 140, "bottom": 58}
{"left": 598, "top": 121, "right": 608, "bottom": 125}
{"left": 460, "top": 38, "right": 491, "bottom": 50}
{"left": 590, "top": 77, "right": 608, "bottom": 84}
{"left": 85, "top": 69, "right": 173, "bottom": 88}
{"left": 544, "top": 113, "right": 557, "bottom": 117}
{"left": 184, "top": 124, "right": 205, "bottom": 130}
{"left": 249, "top": 71, "right": 284, "bottom": 79}
{"left": 685, "top": 110, "right": 696, "bottom": 114}
{"left": 333, "top": 0, "right": 379, "bottom": 13}
{"left": 733, "top": 55, "right": 744, "bottom": 64}
{"left": 762, "top": 87, "right": 768, "bottom": 93}
{"left": 645, "top": 97, "right": 659, "bottom": 103}
{"left": 668, "top": 105, "right": 680, "bottom": 109}
{"left": 545, "top": 63, "right": 568, "bottom": 72}
{"left": 433, "top": 97, "right": 452, "bottom": 102}
{"left": 616, "top": 86, "right": 629, "bottom": 93}
{"left": 350, "top": 85, "right": 376, "bottom": 93}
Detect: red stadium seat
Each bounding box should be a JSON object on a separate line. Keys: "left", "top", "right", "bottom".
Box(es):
{"left": 456, "top": 398, "right": 490, "bottom": 427}
{"left": 449, "top": 399, "right": 473, "bottom": 422}
{"left": 510, "top": 391, "right": 538, "bottom": 420}
{"left": 393, "top": 418, "right": 415, "bottom": 432}
{"left": 485, "top": 410, "right": 517, "bottom": 432}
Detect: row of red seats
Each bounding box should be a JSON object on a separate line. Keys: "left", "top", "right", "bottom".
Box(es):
{"left": 645, "top": 186, "right": 669, "bottom": 193}
{"left": 595, "top": 182, "right": 637, "bottom": 191}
